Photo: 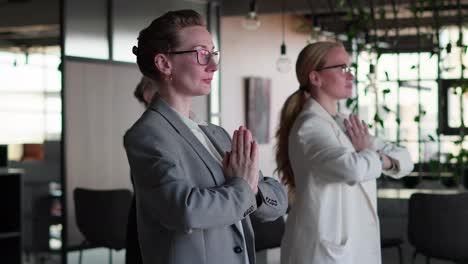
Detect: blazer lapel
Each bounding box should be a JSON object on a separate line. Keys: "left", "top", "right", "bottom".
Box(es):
{"left": 199, "top": 125, "right": 231, "bottom": 157}
{"left": 149, "top": 98, "right": 224, "bottom": 185}
{"left": 307, "top": 98, "right": 379, "bottom": 219}
{"left": 359, "top": 181, "right": 379, "bottom": 222}
{"left": 200, "top": 125, "right": 256, "bottom": 245}
{"left": 199, "top": 125, "right": 247, "bottom": 237}
{"left": 242, "top": 218, "right": 255, "bottom": 263}
{"left": 334, "top": 114, "right": 379, "bottom": 219}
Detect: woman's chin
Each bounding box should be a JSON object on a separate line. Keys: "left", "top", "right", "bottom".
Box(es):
{"left": 194, "top": 86, "right": 211, "bottom": 96}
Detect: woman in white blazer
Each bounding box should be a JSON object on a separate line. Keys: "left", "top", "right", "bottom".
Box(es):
{"left": 276, "top": 41, "right": 414, "bottom": 264}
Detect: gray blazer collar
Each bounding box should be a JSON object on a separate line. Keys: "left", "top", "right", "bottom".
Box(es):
{"left": 198, "top": 125, "right": 229, "bottom": 158}
{"left": 149, "top": 97, "right": 225, "bottom": 185}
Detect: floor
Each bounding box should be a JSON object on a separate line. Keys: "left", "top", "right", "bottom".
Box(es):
{"left": 23, "top": 246, "right": 456, "bottom": 264}
{"left": 67, "top": 249, "right": 125, "bottom": 264}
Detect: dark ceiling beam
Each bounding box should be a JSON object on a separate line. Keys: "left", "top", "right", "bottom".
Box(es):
{"left": 371, "top": 34, "right": 435, "bottom": 53}
{"left": 220, "top": 0, "right": 419, "bottom": 16}
{"left": 309, "top": 14, "right": 464, "bottom": 33}
{"left": 0, "top": 37, "right": 59, "bottom": 48}
{"left": 0, "top": 0, "right": 59, "bottom": 28}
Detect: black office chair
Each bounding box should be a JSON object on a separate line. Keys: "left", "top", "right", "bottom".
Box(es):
{"left": 408, "top": 192, "right": 468, "bottom": 264}
{"left": 251, "top": 216, "right": 285, "bottom": 252}
{"left": 381, "top": 237, "right": 404, "bottom": 264}
{"left": 74, "top": 188, "right": 132, "bottom": 264}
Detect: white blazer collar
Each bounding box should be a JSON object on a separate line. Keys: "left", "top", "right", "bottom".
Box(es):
{"left": 304, "top": 97, "right": 338, "bottom": 124}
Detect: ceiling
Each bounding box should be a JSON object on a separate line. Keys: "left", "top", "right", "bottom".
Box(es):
{"left": 0, "top": 0, "right": 59, "bottom": 49}
{"left": 222, "top": 0, "right": 468, "bottom": 52}
{"left": 0, "top": 0, "right": 466, "bottom": 52}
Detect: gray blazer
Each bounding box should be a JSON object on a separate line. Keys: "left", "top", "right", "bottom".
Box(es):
{"left": 124, "top": 97, "right": 288, "bottom": 264}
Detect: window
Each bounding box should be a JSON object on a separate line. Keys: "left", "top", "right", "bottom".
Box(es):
{"left": 352, "top": 26, "right": 467, "bottom": 164}
{"left": 0, "top": 47, "right": 62, "bottom": 146}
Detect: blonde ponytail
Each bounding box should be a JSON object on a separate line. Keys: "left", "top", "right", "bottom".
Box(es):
{"left": 274, "top": 41, "right": 343, "bottom": 195}
{"left": 275, "top": 89, "right": 307, "bottom": 194}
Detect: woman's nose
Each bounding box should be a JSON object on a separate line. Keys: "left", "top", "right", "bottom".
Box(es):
{"left": 206, "top": 58, "right": 218, "bottom": 72}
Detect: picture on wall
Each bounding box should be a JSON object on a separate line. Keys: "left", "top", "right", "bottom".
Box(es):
{"left": 245, "top": 77, "right": 271, "bottom": 144}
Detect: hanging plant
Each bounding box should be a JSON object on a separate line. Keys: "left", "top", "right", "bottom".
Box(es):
{"left": 413, "top": 108, "right": 426, "bottom": 123}
{"left": 373, "top": 112, "right": 384, "bottom": 128}
{"left": 346, "top": 97, "right": 358, "bottom": 114}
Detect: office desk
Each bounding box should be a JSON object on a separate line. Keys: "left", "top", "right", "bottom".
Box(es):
{"left": 378, "top": 188, "right": 462, "bottom": 199}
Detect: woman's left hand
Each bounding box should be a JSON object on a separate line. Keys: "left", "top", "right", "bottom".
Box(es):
{"left": 344, "top": 114, "right": 374, "bottom": 152}
{"left": 223, "top": 126, "right": 259, "bottom": 194}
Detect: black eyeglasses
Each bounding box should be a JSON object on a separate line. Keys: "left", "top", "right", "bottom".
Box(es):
{"left": 167, "top": 49, "right": 220, "bottom": 66}
{"left": 317, "top": 64, "right": 354, "bottom": 74}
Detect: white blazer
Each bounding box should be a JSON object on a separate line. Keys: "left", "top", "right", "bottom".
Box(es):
{"left": 280, "top": 98, "right": 413, "bottom": 264}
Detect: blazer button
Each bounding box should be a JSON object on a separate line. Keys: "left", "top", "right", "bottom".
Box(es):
{"left": 233, "top": 246, "right": 243, "bottom": 254}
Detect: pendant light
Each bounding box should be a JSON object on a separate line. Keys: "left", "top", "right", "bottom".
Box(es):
{"left": 242, "top": 0, "right": 261, "bottom": 31}
{"left": 276, "top": 0, "right": 291, "bottom": 73}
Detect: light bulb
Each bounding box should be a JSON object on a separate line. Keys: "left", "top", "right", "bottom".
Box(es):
{"left": 242, "top": 12, "right": 261, "bottom": 31}
{"left": 276, "top": 43, "right": 291, "bottom": 73}
{"left": 276, "top": 56, "right": 292, "bottom": 73}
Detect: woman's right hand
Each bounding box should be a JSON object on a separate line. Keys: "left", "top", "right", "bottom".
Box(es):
{"left": 344, "top": 114, "right": 374, "bottom": 152}
{"left": 222, "top": 126, "right": 259, "bottom": 194}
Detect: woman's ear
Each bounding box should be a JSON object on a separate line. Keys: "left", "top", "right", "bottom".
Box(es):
{"left": 154, "top": 54, "right": 172, "bottom": 78}
{"left": 308, "top": 70, "right": 321, "bottom": 88}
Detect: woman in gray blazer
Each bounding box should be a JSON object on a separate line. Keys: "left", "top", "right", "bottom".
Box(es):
{"left": 124, "top": 10, "right": 287, "bottom": 264}
{"left": 276, "top": 41, "right": 413, "bottom": 264}
{"left": 125, "top": 76, "right": 157, "bottom": 264}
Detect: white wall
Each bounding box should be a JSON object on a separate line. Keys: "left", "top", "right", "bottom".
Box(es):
{"left": 220, "top": 14, "right": 309, "bottom": 177}
{"left": 64, "top": 60, "right": 209, "bottom": 246}
{"left": 64, "top": 60, "right": 144, "bottom": 245}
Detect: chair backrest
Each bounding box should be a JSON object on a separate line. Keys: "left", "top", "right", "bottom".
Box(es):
{"left": 408, "top": 192, "right": 468, "bottom": 261}
{"left": 74, "top": 188, "right": 132, "bottom": 250}
{"left": 251, "top": 216, "right": 285, "bottom": 252}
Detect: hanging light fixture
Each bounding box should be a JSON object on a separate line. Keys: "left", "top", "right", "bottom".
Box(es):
{"left": 276, "top": 0, "right": 291, "bottom": 73}
{"left": 308, "top": 15, "right": 322, "bottom": 43}
{"left": 242, "top": 0, "right": 261, "bottom": 31}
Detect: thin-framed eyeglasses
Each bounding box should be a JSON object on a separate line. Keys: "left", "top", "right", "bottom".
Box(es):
{"left": 167, "top": 49, "right": 220, "bottom": 66}
{"left": 317, "top": 64, "right": 354, "bottom": 74}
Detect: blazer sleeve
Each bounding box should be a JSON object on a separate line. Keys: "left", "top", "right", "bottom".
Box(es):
{"left": 296, "top": 115, "right": 382, "bottom": 185}
{"left": 251, "top": 173, "right": 288, "bottom": 221}
{"left": 218, "top": 128, "right": 288, "bottom": 221}
{"left": 124, "top": 131, "right": 257, "bottom": 232}
{"left": 372, "top": 136, "right": 414, "bottom": 178}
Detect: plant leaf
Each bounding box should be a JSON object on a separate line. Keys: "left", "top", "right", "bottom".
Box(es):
{"left": 346, "top": 98, "right": 356, "bottom": 108}
{"left": 374, "top": 113, "right": 384, "bottom": 128}
{"left": 446, "top": 42, "right": 452, "bottom": 53}
{"left": 384, "top": 71, "right": 390, "bottom": 81}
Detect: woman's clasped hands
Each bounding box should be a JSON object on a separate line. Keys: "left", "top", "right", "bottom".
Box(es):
{"left": 343, "top": 114, "right": 374, "bottom": 152}
{"left": 223, "top": 126, "right": 259, "bottom": 194}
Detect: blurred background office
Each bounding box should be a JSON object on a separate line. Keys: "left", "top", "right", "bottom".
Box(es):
{"left": 0, "top": 0, "right": 466, "bottom": 263}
